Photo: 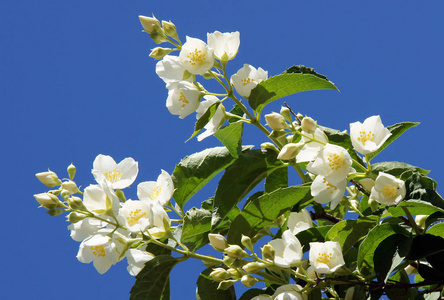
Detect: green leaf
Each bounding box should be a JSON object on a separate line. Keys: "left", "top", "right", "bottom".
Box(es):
{"left": 425, "top": 212, "right": 444, "bottom": 231}
{"left": 211, "top": 149, "right": 284, "bottom": 229}
{"left": 405, "top": 173, "right": 444, "bottom": 210}
{"left": 388, "top": 200, "right": 444, "bottom": 217}
{"left": 296, "top": 226, "right": 332, "bottom": 252}
{"left": 373, "top": 234, "right": 411, "bottom": 283}
{"left": 248, "top": 66, "right": 339, "bottom": 114}
{"left": 358, "top": 223, "right": 409, "bottom": 277}
{"left": 196, "top": 268, "right": 236, "bottom": 300}
{"left": 172, "top": 146, "right": 252, "bottom": 209}
{"left": 226, "top": 185, "right": 312, "bottom": 245}
{"left": 214, "top": 121, "right": 244, "bottom": 158}
{"left": 181, "top": 207, "right": 212, "bottom": 251}
{"left": 427, "top": 223, "right": 444, "bottom": 238}
{"left": 367, "top": 122, "right": 419, "bottom": 161}
{"left": 130, "top": 255, "right": 179, "bottom": 300}
{"left": 265, "top": 165, "right": 288, "bottom": 193}
{"left": 188, "top": 101, "right": 221, "bottom": 141}
{"left": 371, "top": 161, "right": 430, "bottom": 177}
{"left": 407, "top": 234, "right": 444, "bottom": 260}
{"left": 325, "top": 217, "right": 378, "bottom": 255}
{"left": 386, "top": 269, "right": 412, "bottom": 300}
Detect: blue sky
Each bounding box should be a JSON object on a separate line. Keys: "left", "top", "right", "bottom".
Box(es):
{"left": 2, "top": 1, "right": 444, "bottom": 299}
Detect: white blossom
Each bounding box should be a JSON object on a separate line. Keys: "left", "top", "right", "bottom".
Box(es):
{"left": 83, "top": 182, "right": 120, "bottom": 215}
{"left": 178, "top": 36, "right": 214, "bottom": 75}
{"left": 166, "top": 81, "right": 201, "bottom": 119}
{"left": 138, "top": 170, "right": 174, "bottom": 206}
{"left": 195, "top": 95, "right": 226, "bottom": 141}
{"left": 118, "top": 200, "right": 152, "bottom": 233}
{"left": 287, "top": 209, "right": 313, "bottom": 235}
{"left": 207, "top": 31, "right": 240, "bottom": 60}
{"left": 370, "top": 172, "right": 406, "bottom": 206}
{"left": 126, "top": 248, "right": 155, "bottom": 276}
{"left": 272, "top": 284, "right": 307, "bottom": 300}
{"left": 268, "top": 230, "right": 302, "bottom": 268}
{"left": 92, "top": 154, "right": 138, "bottom": 190}
{"left": 156, "top": 55, "right": 191, "bottom": 83}
{"left": 311, "top": 175, "right": 347, "bottom": 209}
{"left": 350, "top": 115, "right": 391, "bottom": 155}
{"left": 68, "top": 218, "right": 105, "bottom": 242}
{"left": 307, "top": 144, "right": 352, "bottom": 184}
{"left": 295, "top": 128, "right": 328, "bottom": 163}
{"left": 230, "top": 64, "right": 268, "bottom": 98}
{"left": 309, "top": 241, "right": 345, "bottom": 274}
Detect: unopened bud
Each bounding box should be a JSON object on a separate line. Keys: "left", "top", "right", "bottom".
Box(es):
{"left": 241, "top": 235, "right": 254, "bottom": 252}
{"left": 261, "top": 244, "right": 275, "bottom": 261}
{"left": 149, "top": 47, "right": 173, "bottom": 59}
{"left": 67, "top": 196, "right": 88, "bottom": 211}
{"left": 273, "top": 214, "right": 286, "bottom": 227}
{"left": 62, "top": 180, "right": 80, "bottom": 195}
{"left": 67, "top": 163, "right": 76, "bottom": 180}
{"left": 209, "top": 268, "right": 231, "bottom": 282}
{"left": 67, "top": 211, "right": 87, "bottom": 223}
{"left": 265, "top": 112, "right": 287, "bottom": 130}
{"left": 261, "top": 142, "right": 279, "bottom": 153}
{"left": 405, "top": 264, "right": 418, "bottom": 275}
{"left": 415, "top": 215, "right": 427, "bottom": 228}
{"left": 349, "top": 199, "right": 359, "bottom": 211}
{"left": 296, "top": 113, "right": 303, "bottom": 121}
{"left": 115, "top": 189, "right": 126, "bottom": 203}
{"left": 224, "top": 245, "right": 248, "bottom": 259}
{"left": 227, "top": 268, "right": 242, "bottom": 279}
{"left": 34, "top": 193, "right": 61, "bottom": 209}
{"left": 301, "top": 117, "right": 317, "bottom": 134}
{"left": 217, "top": 280, "right": 237, "bottom": 290}
{"left": 241, "top": 275, "right": 259, "bottom": 287}
{"left": 202, "top": 255, "right": 218, "bottom": 267}
{"left": 139, "top": 15, "right": 161, "bottom": 34}
{"left": 60, "top": 189, "right": 71, "bottom": 200}
{"left": 223, "top": 255, "right": 235, "bottom": 267}
{"left": 35, "top": 170, "right": 62, "bottom": 187}
{"left": 209, "top": 233, "right": 228, "bottom": 252}
{"left": 279, "top": 106, "right": 291, "bottom": 121}
{"left": 242, "top": 262, "right": 266, "bottom": 273}
{"left": 161, "top": 20, "right": 179, "bottom": 41}
{"left": 277, "top": 142, "right": 304, "bottom": 160}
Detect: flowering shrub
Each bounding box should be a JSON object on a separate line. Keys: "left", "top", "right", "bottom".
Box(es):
{"left": 34, "top": 14, "right": 444, "bottom": 300}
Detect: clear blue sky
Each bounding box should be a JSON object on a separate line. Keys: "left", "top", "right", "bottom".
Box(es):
{"left": 1, "top": 1, "right": 443, "bottom": 299}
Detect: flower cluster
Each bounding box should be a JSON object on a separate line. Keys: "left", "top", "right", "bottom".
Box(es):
{"left": 35, "top": 154, "right": 175, "bottom": 275}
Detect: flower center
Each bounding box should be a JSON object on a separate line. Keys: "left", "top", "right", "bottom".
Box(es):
{"left": 187, "top": 48, "right": 205, "bottom": 65}
{"left": 103, "top": 168, "right": 122, "bottom": 183}
{"left": 150, "top": 185, "right": 162, "bottom": 200}
{"left": 179, "top": 92, "right": 189, "bottom": 108}
{"left": 90, "top": 245, "right": 106, "bottom": 257}
{"left": 316, "top": 252, "right": 332, "bottom": 265}
{"left": 241, "top": 78, "right": 253, "bottom": 86}
{"left": 127, "top": 208, "right": 147, "bottom": 226}
{"left": 358, "top": 130, "right": 375, "bottom": 145}
{"left": 323, "top": 177, "right": 338, "bottom": 194}
{"left": 327, "top": 153, "right": 345, "bottom": 171}
{"left": 382, "top": 184, "right": 397, "bottom": 198}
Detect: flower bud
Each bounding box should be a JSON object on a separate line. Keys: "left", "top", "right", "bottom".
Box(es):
{"left": 217, "top": 280, "right": 237, "bottom": 290}
{"left": 227, "top": 268, "right": 242, "bottom": 279}
{"left": 139, "top": 15, "right": 161, "bottom": 34}
{"left": 404, "top": 264, "right": 418, "bottom": 275}
{"left": 224, "top": 245, "right": 248, "bottom": 259}
{"left": 161, "top": 20, "right": 179, "bottom": 41}
{"left": 273, "top": 214, "right": 286, "bottom": 227}
{"left": 202, "top": 255, "right": 218, "bottom": 267}
{"left": 415, "top": 215, "right": 427, "bottom": 228}
{"left": 35, "top": 170, "right": 62, "bottom": 187}
{"left": 242, "top": 262, "right": 266, "bottom": 273}
{"left": 67, "top": 211, "right": 87, "bottom": 223}
{"left": 265, "top": 112, "right": 287, "bottom": 130}
{"left": 223, "top": 255, "right": 235, "bottom": 267}
{"left": 115, "top": 189, "right": 126, "bottom": 203}
{"left": 67, "top": 196, "right": 88, "bottom": 211}
{"left": 34, "top": 193, "right": 61, "bottom": 209}
{"left": 277, "top": 142, "right": 304, "bottom": 160}
{"left": 62, "top": 180, "right": 80, "bottom": 195}
{"left": 67, "top": 163, "right": 76, "bottom": 180}
{"left": 301, "top": 117, "right": 317, "bottom": 134}
{"left": 261, "top": 244, "right": 275, "bottom": 261}
{"left": 241, "top": 275, "right": 259, "bottom": 287}
{"left": 149, "top": 47, "right": 173, "bottom": 60}
{"left": 209, "top": 267, "right": 231, "bottom": 282}
{"left": 241, "top": 235, "right": 254, "bottom": 252}
{"left": 280, "top": 107, "right": 292, "bottom": 122}
{"left": 261, "top": 142, "right": 279, "bottom": 153}
{"left": 209, "top": 233, "right": 228, "bottom": 252}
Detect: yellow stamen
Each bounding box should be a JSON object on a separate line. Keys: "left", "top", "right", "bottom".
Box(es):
{"left": 241, "top": 78, "right": 253, "bottom": 86}
{"left": 382, "top": 184, "right": 397, "bottom": 198}
{"left": 316, "top": 252, "right": 332, "bottom": 265}
{"left": 179, "top": 92, "right": 189, "bottom": 108}
{"left": 90, "top": 245, "right": 106, "bottom": 257}
{"left": 127, "top": 208, "right": 147, "bottom": 226}
{"left": 103, "top": 168, "right": 122, "bottom": 183}
{"left": 150, "top": 185, "right": 162, "bottom": 200}
{"left": 323, "top": 177, "right": 338, "bottom": 194}
{"left": 187, "top": 48, "right": 205, "bottom": 65}
{"left": 357, "top": 130, "right": 375, "bottom": 145}
{"left": 327, "top": 153, "right": 345, "bottom": 171}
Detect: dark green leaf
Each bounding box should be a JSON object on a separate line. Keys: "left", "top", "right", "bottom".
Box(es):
{"left": 308, "top": 287, "right": 323, "bottom": 300}
{"left": 325, "top": 217, "right": 378, "bottom": 255}
{"left": 248, "top": 67, "right": 338, "bottom": 114}
{"left": 196, "top": 268, "right": 236, "bottom": 300}
{"left": 296, "top": 226, "right": 332, "bottom": 252}
{"left": 425, "top": 212, "right": 444, "bottom": 231}
{"left": 181, "top": 207, "right": 212, "bottom": 251}
{"left": 372, "top": 162, "right": 430, "bottom": 177}
{"left": 211, "top": 149, "right": 284, "bottom": 229}
{"left": 214, "top": 121, "right": 244, "bottom": 158}
{"left": 407, "top": 234, "right": 444, "bottom": 260}
{"left": 405, "top": 173, "right": 444, "bottom": 210}
{"left": 367, "top": 122, "right": 419, "bottom": 161}
{"left": 188, "top": 102, "right": 221, "bottom": 140}
{"left": 172, "top": 146, "right": 252, "bottom": 209}
{"left": 227, "top": 105, "right": 244, "bottom": 123}
{"left": 226, "top": 185, "right": 312, "bottom": 245}
{"left": 388, "top": 200, "right": 444, "bottom": 217}
{"left": 386, "top": 269, "right": 412, "bottom": 300}
{"left": 130, "top": 255, "right": 179, "bottom": 300}
{"left": 373, "top": 234, "right": 411, "bottom": 283}
{"left": 417, "top": 263, "right": 444, "bottom": 281}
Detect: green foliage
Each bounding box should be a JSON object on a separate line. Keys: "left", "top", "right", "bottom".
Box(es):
{"left": 214, "top": 121, "right": 244, "bottom": 158}
{"left": 189, "top": 101, "right": 221, "bottom": 140}
{"left": 181, "top": 207, "right": 212, "bottom": 251}
{"left": 196, "top": 268, "right": 236, "bottom": 300}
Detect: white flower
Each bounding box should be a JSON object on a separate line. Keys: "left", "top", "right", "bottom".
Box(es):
{"left": 250, "top": 295, "right": 273, "bottom": 300}
{"left": 309, "top": 241, "right": 345, "bottom": 274}
{"left": 138, "top": 170, "right": 174, "bottom": 206}
{"left": 178, "top": 36, "right": 214, "bottom": 75}
{"left": 76, "top": 234, "right": 123, "bottom": 274}
{"left": 268, "top": 230, "right": 302, "bottom": 268}
{"left": 272, "top": 284, "right": 307, "bottom": 300}
{"left": 147, "top": 202, "right": 171, "bottom": 239}
{"left": 166, "top": 81, "right": 202, "bottom": 119}
{"left": 230, "top": 64, "right": 268, "bottom": 98}
{"left": 92, "top": 154, "right": 138, "bottom": 190}
{"left": 156, "top": 55, "right": 192, "bottom": 83}
{"left": 126, "top": 248, "right": 155, "bottom": 276}
{"left": 83, "top": 182, "right": 120, "bottom": 215}
{"left": 296, "top": 128, "right": 328, "bottom": 163}
{"left": 311, "top": 175, "right": 347, "bottom": 209}
{"left": 307, "top": 144, "right": 352, "bottom": 184}
{"left": 195, "top": 95, "right": 226, "bottom": 141}
{"left": 350, "top": 115, "right": 391, "bottom": 155}
{"left": 208, "top": 233, "right": 228, "bottom": 252}
{"left": 265, "top": 112, "right": 287, "bottom": 130}
{"left": 68, "top": 218, "right": 105, "bottom": 242}
{"left": 207, "top": 31, "right": 240, "bottom": 60}
{"left": 287, "top": 209, "right": 313, "bottom": 235}
{"left": 118, "top": 200, "right": 152, "bottom": 233}
{"left": 370, "top": 172, "right": 406, "bottom": 206}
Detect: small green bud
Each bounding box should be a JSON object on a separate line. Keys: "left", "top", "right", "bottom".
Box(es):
{"left": 68, "top": 196, "right": 88, "bottom": 211}
{"left": 241, "top": 275, "right": 259, "bottom": 287}
{"left": 115, "top": 189, "right": 126, "bottom": 203}
{"left": 265, "top": 112, "right": 287, "bottom": 130}
{"left": 242, "top": 262, "right": 266, "bottom": 273}
{"left": 223, "top": 255, "right": 234, "bottom": 267}
{"left": 67, "top": 163, "right": 76, "bottom": 180}
{"left": 260, "top": 142, "right": 279, "bottom": 153}
{"left": 241, "top": 235, "right": 254, "bottom": 253}
{"left": 139, "top": 15, "right": 161, "bottom": 34}
{"left": 61, "top": 180, "right": 80, "bottom": 195}
{"left": 161, "top": 20, "right": 179, "bottom": 41}
{"left": 209, "top": 267, "right": 231, "bottom": 281}
{"left": 415, "top": 215, "right": 427, "bottom": 228}
{"left": 150, "top": 30, "right": 168, "bottom": 44}
{"left": 34, "top": 193, "right": 62, "bottom": 209}
{"left": 280, "top": 107, "right": 292, "bottom": 122}
{"left": 261, "top": 244, "right": 275, "bottom": 261}
{"left": 301, "top": 116, "right": 317, "bottom": 134}
{"left": 224, "top": 245, "right": 248, "bottom": 259}
{"left": 296, "top": 112, "right": 304, "bottom": 121}
{"left": 149, "top": 47, "right": 173, "bottom": 60}
{"left": 35, "top": 170, "right": 62, "bottom": 187}
{"left": 60, "top": 189, "right": 71, "bottom": 200}
{"left": 217, "top": 280, "right": 237, "bottom": 290}
{"left": 67, "top": 211, "right": 87, "bottom": 223}
{"left": 209, "top": 233, "right": 228, "bottom": 252}
{"left": 227, "top": 268, "right": 242, "bottom": 279}
{"left": 273, "top": 214, "right": 286, "bottom": 227}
